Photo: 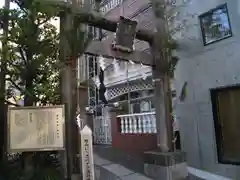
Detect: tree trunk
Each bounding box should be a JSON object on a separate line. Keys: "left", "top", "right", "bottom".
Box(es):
{"left": 24, "top": 76, "right": 35, "bottom": 106}
{"left": 0, "top": 0, "right": 10, "bottom": 161}
{"left": 23, "top": 74, "right": 35, "bottom": 173}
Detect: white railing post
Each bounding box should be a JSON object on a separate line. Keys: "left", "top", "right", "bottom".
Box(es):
{"left": 145, "top": 114, "right": 152, "bottom": 133}
{"left": 152, "top": 114, "right": 157, "bottom": 133}
{"left": 138, "top": 115, "right": 142, "bottom": 133}
{"left": 129, "top": 116, "right": 133, "bottom": 133}
{"left": 80, "top": 125, "right": 95, "bottom": 180}
{"left": 142, "top": 115, "right": 147, "bottom": 133}
{"left": 133, "top": 116, "right": 138, "bottom": 133}
{"left": 117, "top": 112, "right": 156, "bottom": 134}
{"left": 120, "top": 117, "right": 125, "bottom": 133}
{"left": 124, "top": 117, "right": 129, "bottom": 133}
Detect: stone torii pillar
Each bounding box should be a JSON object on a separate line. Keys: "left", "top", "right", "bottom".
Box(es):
{"left": 143, "top": 1, "right": 188, "bottom": 180}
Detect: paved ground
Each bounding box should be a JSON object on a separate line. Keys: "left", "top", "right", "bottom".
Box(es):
{"left": 94, "top": 154, "right": 152, "bottom": 180}
{"left": 93, "top": 145, "right": 203, "bottom": 180}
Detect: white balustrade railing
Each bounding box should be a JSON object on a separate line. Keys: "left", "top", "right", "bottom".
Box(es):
{"left": 117, "top": 112, "right": 157, "bottom": 134}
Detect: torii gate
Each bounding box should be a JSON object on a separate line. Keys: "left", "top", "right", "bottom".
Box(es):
{"left": 56, "top": 0, "right": 182, "bottom": 179}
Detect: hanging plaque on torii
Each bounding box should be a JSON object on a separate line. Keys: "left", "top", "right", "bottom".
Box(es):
{"left": 112, "top": 16, "right": 137, "bottom": 53}
{"left": 85, "top": 16, "right": 153, "bottom": 66}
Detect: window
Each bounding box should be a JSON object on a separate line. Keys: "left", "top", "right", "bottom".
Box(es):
{"left": 130, "top": 92, "right": 141, "bottom": 113}
{"left": 147, "top": 90, "right": 155, "bottom": 110}
{"left": 211, "top": 85, "right": 240, "bottom": 165}
{"left": 199, "top": 3, "right": 232, "bottom": 45}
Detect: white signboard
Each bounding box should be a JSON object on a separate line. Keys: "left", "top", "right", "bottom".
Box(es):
{"left": 8, "top": 105, "right": 65, "bottom": 152}
{"left": 81, "top": 125, "right": 95, "bottom": 180}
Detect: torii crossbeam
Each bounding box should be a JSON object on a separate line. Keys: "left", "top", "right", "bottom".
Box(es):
{"left": 85, "top": 37, "right": 153, "bottom": 66}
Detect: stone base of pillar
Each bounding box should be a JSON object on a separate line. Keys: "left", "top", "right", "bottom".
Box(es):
{"left": 144, "top": 151, "right": 188, "bottom": 180}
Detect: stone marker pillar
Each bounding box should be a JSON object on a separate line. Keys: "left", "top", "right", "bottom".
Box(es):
{"left": 80, "top": 125, "right": 95, "bottom": 180}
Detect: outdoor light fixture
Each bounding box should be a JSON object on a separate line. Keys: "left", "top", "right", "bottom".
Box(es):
{"left": 85, "top": 106, "right": 94, "bottom": 114}
{"left": 113, "top": 102, "right": 119, "bottom": 107}
{"left": 85, "top": 106, "right": 90, "bottom": 112}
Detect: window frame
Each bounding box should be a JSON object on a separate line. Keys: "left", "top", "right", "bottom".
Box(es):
{"left": 210, "top": 84, "right": 240, "bottom": 165}
{"left": 199, "top": 3, "right": 233, "bottom": 46}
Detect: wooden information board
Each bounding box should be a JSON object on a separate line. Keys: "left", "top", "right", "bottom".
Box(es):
{"left": 7, "top": 105, "right": 65, "bottom": 152}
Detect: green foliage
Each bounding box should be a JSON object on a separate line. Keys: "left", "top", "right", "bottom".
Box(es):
{"left": 0, "top": 0, "right": 61, "bottom": 105}
{"left": 0, "top": 0, "right": 92, "bottom": 106}
{"left": 0, "top": 152, "right": 64, "bottom": 180}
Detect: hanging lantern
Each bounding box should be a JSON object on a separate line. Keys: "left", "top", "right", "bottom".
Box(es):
{"left": 112, "top": 16, "right": 138, "bottom": 53}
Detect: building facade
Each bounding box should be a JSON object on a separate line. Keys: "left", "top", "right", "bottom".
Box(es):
{"left": 174, "top": 0, "right": 240, "bottom": 179}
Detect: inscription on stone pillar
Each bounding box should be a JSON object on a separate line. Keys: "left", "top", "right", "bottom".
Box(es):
{"left": 81, "top": 125, "right": 95, "bottom": 180}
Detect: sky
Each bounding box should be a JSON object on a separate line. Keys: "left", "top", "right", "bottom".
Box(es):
{"left": 0, "top": 1, "right": 18, "bottom": 9}
{"left": 0, "top": 1, "right": 60, "bottom": 31}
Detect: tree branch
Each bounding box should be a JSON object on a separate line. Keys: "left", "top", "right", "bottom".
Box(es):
{"left": 18, "top": 46, "right": 27, "bottom": 65}
{"left": 6, "top": 78, "right": 24, "bottom": 92}
{"left": 37, "top": 17, "right": 52, "bottom": 26}
{"left": 6, "top": 78, "right": 39, "bottom": 102}
{"left": 5, "top": 99, "right": 20, "bottom": 106}
{"left": 0, "top": 96, "right": 20, "bottom": 106}
{"left": 12, "top": 0, "right": 28, "bottom": 14}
